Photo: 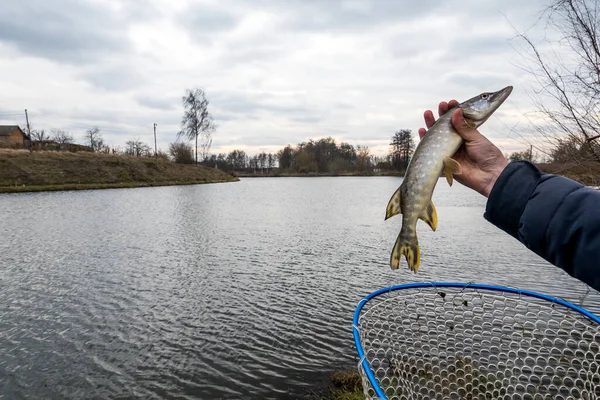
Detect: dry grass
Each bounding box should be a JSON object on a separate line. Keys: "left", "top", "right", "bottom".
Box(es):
{"left": 319, "top": 371, "right": 364, "bottom": 400}
{"left": 536, "top": 162, "right": 600, "bottom": 186}
{"left": 0, "top": 150, "right": 238, "bottom": 193}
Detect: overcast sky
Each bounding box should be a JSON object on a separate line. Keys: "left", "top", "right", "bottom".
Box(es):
{"left": 0, "top": 0, "right": 555, "bottom": 157}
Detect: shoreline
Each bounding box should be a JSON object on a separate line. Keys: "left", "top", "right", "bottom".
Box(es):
{"left": 235, "top": 172, "right": 403, "bottom": 178}
{"left": 0, "top": 178, "right": 238, "bottom": 194}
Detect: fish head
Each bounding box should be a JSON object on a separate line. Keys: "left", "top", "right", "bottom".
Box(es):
{"left": 459, "top": 86, "right": 513, "bottom": 127}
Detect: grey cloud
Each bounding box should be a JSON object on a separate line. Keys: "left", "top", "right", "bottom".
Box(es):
{"left": 387, "top": 39, "right": 429, "bottom": 60}
{"left": 79, "top": 66, "right": 145, "bottom": 91}
{"left": 218, "top": 45, "right": 287, "bottom": 66}
{"left": 250, "top": 0, "right": 444, "bottom": 32}
{"left": 180, "top": 3, "right": 241, "bottom": 42}
{"left": 136, "top": 96, "right": 179, "bottom": 111}
{"left": 215, "top": 135, "right": 289, "bottom": 147}
{"left": 213, "top": 114, "right": 258, "bottom": 123}
{"left": 0, "top": 0, "right": 135, "bottom": 65}
{"left": 289, "top": 115, "right": 322, "bottom": 124}
{"left": 441, "top": 71, "right": 514, "bottom": 91}
{"left": 210, "top": 92, "right": 277, "bottom": 114}
{"left": 438, "top": 36, "right": 513, "bottom": 65}
{"left": 457, "top": 36, "right": 512, "bottom": 55}
{"left": 211, "top": 92, "right": 317, "bottom": 119}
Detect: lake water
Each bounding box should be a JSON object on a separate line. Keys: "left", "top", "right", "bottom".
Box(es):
{"left": 0, "top": 177, "right": 598, "bottom": 399}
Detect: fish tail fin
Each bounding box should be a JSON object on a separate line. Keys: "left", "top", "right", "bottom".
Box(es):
{"left": 390, "top": 232, "right": 420, "bottom": 272}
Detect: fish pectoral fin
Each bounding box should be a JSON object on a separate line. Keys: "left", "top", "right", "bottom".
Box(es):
{"left": 390, "top": 233, "right": 421, "bottom": 272}
{"left": 442, "top": 157, "right": 462, "bottom": 186}
{"left": 385, "top": 186, "right": 402, "bottom": 220}
{"left": 419, "top": 201, "right": 438, "bottom": 231}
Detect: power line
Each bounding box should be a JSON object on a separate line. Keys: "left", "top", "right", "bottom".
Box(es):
{"left": 24, "top": 114, "right": 161, "bottom": 137}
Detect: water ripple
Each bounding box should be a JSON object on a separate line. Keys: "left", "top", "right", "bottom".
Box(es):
{"left": 0, "top": 178, "right": 598, "bottom": 399}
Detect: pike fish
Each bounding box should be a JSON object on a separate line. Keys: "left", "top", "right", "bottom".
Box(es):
{"left": 385, "top": 86, "right": 513, "bottom": 272}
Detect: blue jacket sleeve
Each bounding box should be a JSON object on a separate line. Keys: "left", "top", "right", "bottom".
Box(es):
{"left": 484, "top": 161, "right": 600, "bottom": 291}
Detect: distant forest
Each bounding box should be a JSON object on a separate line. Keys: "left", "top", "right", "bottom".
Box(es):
{"left": 198, "top": 130, "right": 416, "bottom": 174}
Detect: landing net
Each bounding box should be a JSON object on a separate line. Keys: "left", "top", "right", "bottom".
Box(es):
{"left": 353, "top": 282, "right": 600, "bottom": 400}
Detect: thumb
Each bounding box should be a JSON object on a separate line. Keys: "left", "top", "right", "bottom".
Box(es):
{"left": 451, "top": 108, "right": 482, "bottom": 143}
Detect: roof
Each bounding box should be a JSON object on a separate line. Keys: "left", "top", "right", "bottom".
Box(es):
{"left": 0, "top": 125, "right": 26, "bottom": 137}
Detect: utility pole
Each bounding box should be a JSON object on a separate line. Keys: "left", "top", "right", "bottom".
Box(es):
{"left": 24, "top": 109, "right": 31, "bottom": 136}
{"left": 529, "top": 144, "right": 533, "bottom": 162}
{"left": 153, "top": 123, "right": 157, "bottom": 158}
{"left": 25, "top": 109, "right": 32, "bottom": 151}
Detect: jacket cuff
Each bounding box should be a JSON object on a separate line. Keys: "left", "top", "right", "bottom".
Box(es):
{"left": 484, "top": 161, "right": 543, "bottom": 238}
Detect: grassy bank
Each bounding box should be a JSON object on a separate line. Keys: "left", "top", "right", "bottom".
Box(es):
{"left": 0, "top": 149, "right": 238, "bottom": 193}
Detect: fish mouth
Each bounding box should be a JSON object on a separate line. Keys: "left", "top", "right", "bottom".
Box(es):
{"left": 492, "top": 86, "right": 513, "bottom": 106}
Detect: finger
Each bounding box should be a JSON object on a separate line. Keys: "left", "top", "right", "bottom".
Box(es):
{"left": 448, "top": 99, "right": 459, "bottom": 109}
{"left": 424, "top": 110, "right": 436, "bottom": 129}
{"left": 438, "top": 101, "right": 448, "bottom": 118}
{"left": 451, "top": 108, "right": 481, "bottom": 142}
{"left": 418, "top": 127, "right": 426, "bottom": 139}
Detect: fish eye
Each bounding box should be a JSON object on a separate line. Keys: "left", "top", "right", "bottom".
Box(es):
{"left": 481, "top": 93, "right": 489, "bottom": 99}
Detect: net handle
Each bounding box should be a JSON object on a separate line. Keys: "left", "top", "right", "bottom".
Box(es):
{"left": 352, "top": 281, "right": 600, "bottom": 400}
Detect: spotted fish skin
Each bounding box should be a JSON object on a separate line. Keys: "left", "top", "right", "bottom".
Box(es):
{"left": 385, "top": 86, "right": 513, "bottom": 272}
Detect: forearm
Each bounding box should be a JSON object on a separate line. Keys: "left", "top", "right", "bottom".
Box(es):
{"left": 484, "top": 161, "right": 600, "bottom": 291}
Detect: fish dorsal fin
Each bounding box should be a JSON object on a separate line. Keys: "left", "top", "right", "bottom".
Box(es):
{"left": 385, "top": 186, "right": 402, "bottom": 220}
{"left": 419, "top": 200, "right": 437, "bottom": 231}
{"left": 442, "top": 157, "right": 462, "bottom": 186}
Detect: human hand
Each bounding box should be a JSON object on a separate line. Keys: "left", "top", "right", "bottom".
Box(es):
{"left": 418, "top": 100, "right": 508, "bottom": 197}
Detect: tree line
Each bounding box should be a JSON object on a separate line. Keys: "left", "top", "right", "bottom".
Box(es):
{"left": 189, "top": 129, "right": 416, "bottom": 175}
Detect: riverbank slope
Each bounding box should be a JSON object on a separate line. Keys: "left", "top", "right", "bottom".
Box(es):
{"left": 0, "top": 149, "right": 239, "bottom": 193}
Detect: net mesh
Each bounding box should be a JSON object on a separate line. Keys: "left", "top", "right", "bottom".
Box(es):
{"left": 354, "top": 283, "right": 600, "bottom": 400}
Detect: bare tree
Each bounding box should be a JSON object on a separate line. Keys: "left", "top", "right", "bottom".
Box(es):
{"left": 51, "top": 129, "right": 74, "bottom": 144}
{"left": 169, "top": 141, "right": 195, "bottom": 164}
{"left": 111, "top": 145, "right": 124, "bottom": 155}
{"left": 177, "top": 88, "right": 216, "bottom": 164}
{"left": 125, "top": 138, "right": 152, "bottom": 157}
{"left": 30, "top": 128, "right": 50, "bottom": 142}
{"left": 267, "top": 153, "right": 274, "bottom": 171}
{"left": 512, "top": 0, "right": 600, "bottom": 162}
{"left": 85, "top": 127, "right": 104, "bottom": 152}
{"left": 258, "top": 152, "right": 267, "bottom": 173}
{"left": 390, "top": 129, "right": 415, "bottom": 170}
{"left": 356, "top": 145, "right": 372, "bottom": 172}
{"left": 508, "top": 149, "right": 534, "bottom": 162}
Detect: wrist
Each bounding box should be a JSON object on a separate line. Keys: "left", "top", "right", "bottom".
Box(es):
{"left": 482, "top": 160, "right": 509, "bottom": 197}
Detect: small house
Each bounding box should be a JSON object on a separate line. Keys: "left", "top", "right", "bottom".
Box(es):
{"left": 0, "top": 125, "right": 30, "bottom": 147}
